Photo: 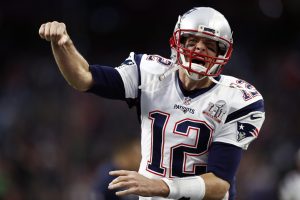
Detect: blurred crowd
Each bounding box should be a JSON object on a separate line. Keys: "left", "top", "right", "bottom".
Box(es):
{"left": 0, "top": 0, "right": 300, "bottom": 199}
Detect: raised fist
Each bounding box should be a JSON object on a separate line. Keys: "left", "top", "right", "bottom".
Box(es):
{"left": 39, "top": 21, "right": 70, "bottom": 46}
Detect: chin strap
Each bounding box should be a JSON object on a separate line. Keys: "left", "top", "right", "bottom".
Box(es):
{"left": 138, "top": 64, "right": 179, "bottom": 90}
{"left": 209, "top": 76, "right": 230, "bottom": 87}
{"left": 184, "top": 69, "right": 207, "bottom": 81}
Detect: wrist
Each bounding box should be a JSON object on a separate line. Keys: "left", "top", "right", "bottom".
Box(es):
{"left": 51, "top": 37, "right": 73, "bottom": 47}
{"left": 64, "top": 37, "right": 73, "bottom": 46}
{"left": 162, "top": 176, "right": 206, "bottom": 200}
{"left": 152, "top": 179, "right": 170, "bottom": 197}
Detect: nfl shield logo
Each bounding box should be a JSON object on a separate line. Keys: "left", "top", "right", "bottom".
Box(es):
{"left": 183, "top": 97, "right": 192, "bottom": 105}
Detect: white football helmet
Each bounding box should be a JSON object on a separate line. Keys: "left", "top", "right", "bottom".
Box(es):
{"left": 170, "top": 7, "right": 233, "bottom": 79}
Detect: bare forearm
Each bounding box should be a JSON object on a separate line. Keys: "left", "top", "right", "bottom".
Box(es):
{"left": 51, "top": 40, "right": 92, "bottom": 91}
{"left": 39, "top": 21, "right": 93, "bottom": 91}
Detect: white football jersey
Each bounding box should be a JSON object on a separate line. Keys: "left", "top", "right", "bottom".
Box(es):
{"left": 116, "top": 52, "right": 265, "bottom": 200}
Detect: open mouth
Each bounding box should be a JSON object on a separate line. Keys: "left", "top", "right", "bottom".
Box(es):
{"left": 192, "top": 59, "right": 205, "bottom": 66}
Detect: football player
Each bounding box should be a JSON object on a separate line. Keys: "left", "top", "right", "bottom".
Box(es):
{"left": 39, "top": 7, "right": 265, "bottom": 200}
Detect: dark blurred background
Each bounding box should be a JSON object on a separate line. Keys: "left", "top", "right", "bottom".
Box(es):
{"left": 0, "top": 0, "right": 300, "bottom": 199}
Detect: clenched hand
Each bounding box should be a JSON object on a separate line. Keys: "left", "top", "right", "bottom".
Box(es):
{"left": 38, "top": 21, "right": 70, "bottom": 46}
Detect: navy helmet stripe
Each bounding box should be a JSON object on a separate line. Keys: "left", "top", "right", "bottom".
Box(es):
{"left": 225, "top": 99, "right": 264, "bottom": 123}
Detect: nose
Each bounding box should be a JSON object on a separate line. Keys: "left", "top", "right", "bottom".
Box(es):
{"left": 194, "top": 40, "right": 206, "bottom": 53}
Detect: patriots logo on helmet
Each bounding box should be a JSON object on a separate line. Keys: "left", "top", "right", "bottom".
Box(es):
{"left": 237, "top": 122, "right": 258, "bottom": 142}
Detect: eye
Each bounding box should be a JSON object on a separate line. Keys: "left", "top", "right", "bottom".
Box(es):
{"left": 206, "top": 42, "right": 218, "bottom": 53}
{"left": 208, "top": 46, "right": 217, "bottom": 53}
{"left": 186, "top": 38, "right": 198, "bottom": 47}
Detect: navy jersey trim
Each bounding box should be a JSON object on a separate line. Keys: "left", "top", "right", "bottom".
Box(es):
{"left": 125, "top": 53, "right": 143, "bottom": 123}
{"left": 87, "top": 65, "right": 125, "bottom": 100}
{"left": 207, "top": 142, "right": 242, "bottom": 200}
{"left": 136, "top": 54, "right": 142, "bottom": 123}
{"left": 125, "top": 54, "right": 142, "bottom": 106}
{"left": 134, "top": 53, "right": 142, "bottom": 96}
{"left": 225, "top": 99, "right": 265, "bottom": 124}
{"left": 176, "top": 71, "right": 221, "bottom": 98}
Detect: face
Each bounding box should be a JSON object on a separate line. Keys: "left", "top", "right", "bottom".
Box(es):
{"left": 183, "top": 35, "right": 218, "bottom": 67}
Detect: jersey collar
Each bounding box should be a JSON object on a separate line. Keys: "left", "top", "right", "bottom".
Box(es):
{"left": 175, "top": 71, "right": 221, "bottom": 98}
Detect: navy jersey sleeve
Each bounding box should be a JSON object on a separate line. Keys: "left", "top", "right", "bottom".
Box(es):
{"left": 87, "top": 65, "right": 125, "bottom": 100}
{"left": 207, "top": 142, "right": 242, "bottom": 184}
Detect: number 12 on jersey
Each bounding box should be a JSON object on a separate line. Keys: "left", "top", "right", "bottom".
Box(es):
{"left": 147, "top": 111, "right": 213, "bottom": 178}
